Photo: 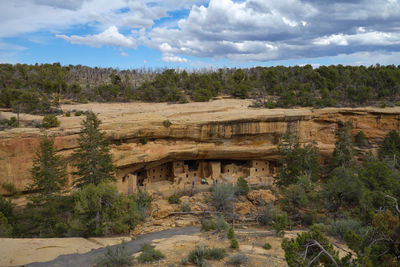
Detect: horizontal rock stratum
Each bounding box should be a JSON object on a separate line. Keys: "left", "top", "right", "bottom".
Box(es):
{"left": 1, "top": 99, "right": 399, "bottom": 194}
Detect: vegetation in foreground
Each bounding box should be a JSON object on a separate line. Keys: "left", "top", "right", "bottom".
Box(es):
{"left": 0, "top": 112, "right": 151, "bottom": 238}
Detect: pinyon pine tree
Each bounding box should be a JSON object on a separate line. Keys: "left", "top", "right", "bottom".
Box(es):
{"left": 73, "top": 112, "right": 115, "bottom": 187}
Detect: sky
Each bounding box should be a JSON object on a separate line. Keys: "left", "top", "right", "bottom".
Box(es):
{"left": 0, "top": 0, "right": 400, "bottom": 69}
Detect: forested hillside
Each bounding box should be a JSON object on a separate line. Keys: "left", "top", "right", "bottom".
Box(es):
{"left": 1, "top": 63, "right": 400, "bottom": 115}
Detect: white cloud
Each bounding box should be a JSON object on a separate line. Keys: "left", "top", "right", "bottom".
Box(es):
{"left": 120, "top": 52, "right": 129, "bottom": 56}
{"left": 161, "top": 53, "right": 188, "bottom": 62}
{"left": 1, "top": 0, "right": 400, "bottom": 63}
{"left": 314, "top": 31, "right": 400, "bottom": 47}
{"left": 56, "top": 26, "right": 137, "bottom": 48}
{"left": 314, "top": 34, "right": 349, "bottom": 46}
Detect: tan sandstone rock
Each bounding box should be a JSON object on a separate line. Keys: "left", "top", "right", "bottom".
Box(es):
{"left": 247, "top": 189, "right": 277, "bottom": 206}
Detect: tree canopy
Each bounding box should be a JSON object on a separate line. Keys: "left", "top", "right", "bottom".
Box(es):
{"left": 72, "top": 112, "right": 115, "bottom": 187}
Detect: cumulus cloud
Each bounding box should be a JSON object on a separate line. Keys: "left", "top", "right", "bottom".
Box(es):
{"left": 57, "top": 26, "right": 137, "bottom": 48}
{"left": 161, "top": 53, "right": 188, "bottom": 63}
{"left": 1, "top": 0, "right": 400, "bottom": 63}
{"left": 142, "top": 0, "right": 400, "bottom": 61}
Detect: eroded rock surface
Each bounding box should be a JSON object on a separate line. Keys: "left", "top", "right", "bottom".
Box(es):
{"left": 1, "top": 99, "right": 399, "bottom": 195}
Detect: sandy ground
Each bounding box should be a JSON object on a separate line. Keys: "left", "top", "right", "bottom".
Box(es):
{"left": 0, "top": 236, "right": 131, "bottom": 266}
{"left": 0, "top": 226, "right": 351, "bottom": 267}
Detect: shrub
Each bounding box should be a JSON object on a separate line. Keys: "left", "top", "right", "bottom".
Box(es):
{"left": 75, "top": 110, "right": 83, "bottom": 116}
{"left": 96, "top": 241, "right": 133, "bottom": 267}
{"left": 137, "top": 243, "right": 165, "bottom": 263}
{"left": 211, "top": 183, "right": 236, "bottom": 212}
{"left": 162, "top": 120, "right": 172, "bottom": 128}
{"left": 139, "top": 137, "right": 148, "bottom": 145}
{"left": 167, "top": 194, "right": 181, "bottom": 204}
{"left": 273, "top": 212, "right": 288, "bottom": 237}
{"left": 181, "top": 202, "right": 191, "bottom": 212}
{"left": 327, "top": 218, "right": 363, "bottom": 240}
{"left": 1, "top": 182, "right": 19, "bottom": 197}
{"left": 133, "top": 190, "right": 152, "bottom": 219}
{"left": 188, "top": 245, "right": 227, "bottom": 266}
{"left": 229, "top": 254, "right": 248, "bottom": 266}
{"left": 187, "top": 245, "right": 208, "bottom": 267}
{"left": 42, "top": 114, "right": 60, "bottom": 128}
{"left": 236, "top": 177, "right": 249, "bottom": 196}
{"left": 205, "top": 247, "right": 226, "bottom": 260}
{"left": 0, "top": 212, "right": 13, "bottom": 237}
{"left": 65, "top": 111, "right": 71, "bottom": 117}
{"left": 201, "top": 216, "right": 228, "bottom": 232}
{"left": 8, "top": 117, "right": 18, "bottom": 127}
{"left": 71, "top": 183, "right": 141, "bottom": 236}
{"left": 258, "top": 204, "right": 274, "bottom": 226}
{"left": 263, "top": 242, "right": 272, "bottom": 249}
{"left": 355, "top": 131, "right": 368, "bottom": 147}
{"left": 227, "top": 227, "right": 235, "bottom": 239}
{"left": 230, "top": 238, "right": 239, "bottom": 249}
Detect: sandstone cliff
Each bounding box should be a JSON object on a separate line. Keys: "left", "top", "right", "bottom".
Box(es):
{"left": 1, "top": 99, "right": 399, "bottom": 194}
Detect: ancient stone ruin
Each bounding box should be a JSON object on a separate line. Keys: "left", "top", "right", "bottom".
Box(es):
{"left": 116, "top": 159, "right": 278, "bottom": 196}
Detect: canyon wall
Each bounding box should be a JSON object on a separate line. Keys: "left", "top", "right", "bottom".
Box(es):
{"left": 1, "top": 99, "right": 399, "bottom": 195}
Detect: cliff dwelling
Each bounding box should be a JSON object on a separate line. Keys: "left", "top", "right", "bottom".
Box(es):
{"left": 116, "top": 159, "right": 278, "bottom": 196}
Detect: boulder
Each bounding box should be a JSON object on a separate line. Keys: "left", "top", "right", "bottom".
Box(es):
{"left": 247, "top": 189, "right": 276, "bottom": 206}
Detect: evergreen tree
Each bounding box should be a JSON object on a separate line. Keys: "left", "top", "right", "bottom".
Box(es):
{"left": 379, "top": 130, "right": 400, "bottom": 169}
{"left": 330, "top": 121, "right": 355, "bottom": 169}
{"left": 22, "top": 135, "right": 69, "bottom": 237}
{"left": 276, "top": 134, "right": 320, "bottom": 187}
{"left": 73, "top": 112, "right": 115, "bottom": 187}
{"left": 28, "top": 135, "right": 67, "bottom": 201}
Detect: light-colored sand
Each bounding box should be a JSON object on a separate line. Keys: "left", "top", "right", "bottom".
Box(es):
{"left": 0, "top": 236, "right": 130, "bottom": 266}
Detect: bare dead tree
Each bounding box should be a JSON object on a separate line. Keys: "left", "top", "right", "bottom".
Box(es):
{"left": 304, "top": 240, "right": 339, "bottom": 267}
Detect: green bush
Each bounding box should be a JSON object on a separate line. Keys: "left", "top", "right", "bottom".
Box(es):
{"left": 327, "top": 218, "right": 363, "bottom": 240}
{"left": 273, "top": 212, "right": 288, "bottom": 237}
{"left": 230, "top": 238, "right": 239, "bottom": 249}
{"left": 227, "top": 227, "right": 235, "bottom": 239}
{"left": 162, "top": 120, "right": 172, "bottom": 128}
{"left": 263, "top": 242, "right": 272, "bottom": 249}
{"left": 258, "top": 204, "right": 274, "bottom": 226}
{"left": 236, "top": 177, "right": 249, "bottom": 196}
{"left": 167, "top": 194, "right": 181, "bottom": 204}
{"left": 71, "top": 183, "right": 141, "bottom": 236}
{"left": 42, "top": 114, "right": 60, "bottom": 128}
{"left": 139, "top": 137, "right": 148, "bottom": 145}
{"left": 65, "top": 111, "right": 71, "bottom": 117}
{"left": 181, "top": 202, "right": 191, "bottom": 212}
{"left": 229, "top": 254, "right": 248, "bottom": 266}
{"left": 201, "top": 216, "right": 228, "bottom": 232}
{"left": 96, "top": 241, "right": 133, "bottom": 267}
{"left": 8, "top": 117, "right": 18, "bottom": 127}
{"left": 1, "top": 182, "right": 19, "bottom": 196}
{"left": 188, "top": 246, "right": 226, "bottom": 266}
{"left": 75, "top": 110, "right": 83, "bottom": 116}
{"left": 0, "top": 212, "right": 13, "bottom": 237}
{"left": 137, "top": 243, "right": 165, "bottom": 263}
{"left": 132, "top": 189, "right": 152, "bottom": 219}
{"left": 211, "top": 183, "right": 236, "bottom": 212}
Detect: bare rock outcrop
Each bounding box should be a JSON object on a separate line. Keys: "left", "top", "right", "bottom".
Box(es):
{"left": 247, "top": 189, "right": 277, "bottom": 206}
{"left": 1, "top": 99, "right": 400, "bottom": 194}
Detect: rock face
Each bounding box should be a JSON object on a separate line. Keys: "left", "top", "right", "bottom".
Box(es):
{"left": 1, "top": 99, "right": 400, "bottom": 195}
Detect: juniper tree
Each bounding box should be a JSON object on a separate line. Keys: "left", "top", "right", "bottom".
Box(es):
{"left": 73, "top": 112, "right": 115, "bottom": 187}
